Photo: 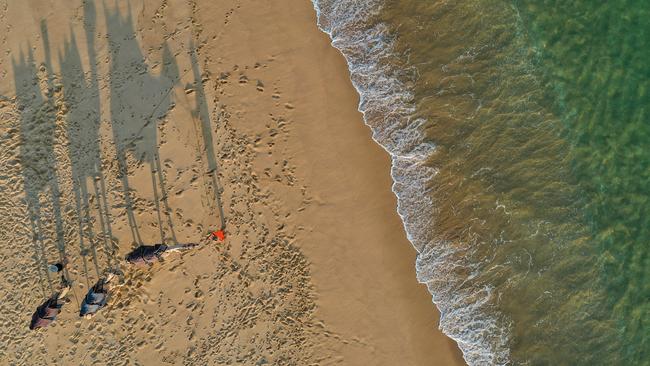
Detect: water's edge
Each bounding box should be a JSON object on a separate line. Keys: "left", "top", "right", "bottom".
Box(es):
{"left": 310, "top": 1, "right": 509, "bottom": 364}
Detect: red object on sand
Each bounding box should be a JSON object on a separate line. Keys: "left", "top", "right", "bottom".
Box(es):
{"left": 211, "top": 230, "right": 226, "bottom": 241}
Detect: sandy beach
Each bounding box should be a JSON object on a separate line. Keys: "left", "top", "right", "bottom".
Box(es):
{"left": 0, "top": 0, "right": 464, "bottom": 365}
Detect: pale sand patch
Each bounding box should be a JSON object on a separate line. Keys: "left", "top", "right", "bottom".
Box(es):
{"left": 0, "top": 0, "right": 464, "bottom": 365}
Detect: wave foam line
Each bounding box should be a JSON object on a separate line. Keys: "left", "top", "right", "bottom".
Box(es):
{"left": 310, "top": 1, "right": 511, "bottom": 364}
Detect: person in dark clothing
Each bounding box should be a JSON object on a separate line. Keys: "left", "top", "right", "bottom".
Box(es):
{"left": 30, "top": 285, "right": 71, "bottom": 330}
{"left": 125, "top": 243, "right": 198, "bottom": 266}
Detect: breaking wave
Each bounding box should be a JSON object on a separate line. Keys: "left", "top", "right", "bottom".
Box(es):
{"left": 311, "top": 1, "right": 512, "bottom": 364}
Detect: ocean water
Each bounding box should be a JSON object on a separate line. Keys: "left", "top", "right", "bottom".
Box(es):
{"left": 312, "top": 0, "right": 649, "bottom": 365}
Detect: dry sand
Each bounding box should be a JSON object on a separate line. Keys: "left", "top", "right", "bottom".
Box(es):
{"left": 0, "top": 0, "right": 464, "bottom": 365}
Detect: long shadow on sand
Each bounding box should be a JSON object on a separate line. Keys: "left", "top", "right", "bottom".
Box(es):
{"left": 188, "top": 41, "right": 226, "bottom": 232}
{"left": 13, "top": 27, "right": 70, "bottom": 296}
{"left": 58, "top": 0, "right": 119, "bottom": 284}
{"left": 104, "top": 4, "right": 179, "bottom": 246}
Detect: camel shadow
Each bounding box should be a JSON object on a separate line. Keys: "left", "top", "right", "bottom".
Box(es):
{"left": 104, "top": 3, "right": 179, "bottom": 246}
{"left": 13, "top": 1, "right": 185, "bottom": 295}
{"left": 13, "top": 34, "right": 68, "bottom": 296}
{"left": 58, "top": 0, "right": 119, "bottom": 283}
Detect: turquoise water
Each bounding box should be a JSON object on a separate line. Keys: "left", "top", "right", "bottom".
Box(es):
{"left": 313, "top": 0, "right": 649, "bottom": 364}
{"left": 517, "top": 1, "right": 650, "bottom": 363}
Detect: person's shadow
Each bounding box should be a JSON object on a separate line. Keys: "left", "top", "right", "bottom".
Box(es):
{"left": 189, "top": 40, "right": 226, "bottom": 232}
{"left": 104, "top": 4, "right": 179, "bottom": 246}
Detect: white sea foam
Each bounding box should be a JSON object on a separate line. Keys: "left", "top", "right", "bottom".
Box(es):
{"left": 311, "top": 0, "right": 512, "bottom": 364}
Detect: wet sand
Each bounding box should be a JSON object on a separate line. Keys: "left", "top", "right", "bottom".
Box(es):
{"left": 0, "top": 0, "right": 464, "bottom": 364}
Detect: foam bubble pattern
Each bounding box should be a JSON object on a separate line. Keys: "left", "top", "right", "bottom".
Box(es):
{"left": 311, "top": 0, "right": 513, "bottom": 364}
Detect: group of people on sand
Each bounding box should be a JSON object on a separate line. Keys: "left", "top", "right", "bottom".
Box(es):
{"left": 30, "top": 243, "right": 200, "bottom": 330}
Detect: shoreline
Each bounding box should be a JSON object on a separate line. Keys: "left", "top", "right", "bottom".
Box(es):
{"left": 270, "top": 2, "right": 466, "bottom": 364}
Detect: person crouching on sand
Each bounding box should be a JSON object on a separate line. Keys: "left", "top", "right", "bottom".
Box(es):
{"left": 30, "top": 284, "right": 71, "bottom": 330}
{"left": 80, "top": 273, "right": 116, "bottom": 319}
{"left": 125, "top": 243, "right": 198, "bottom": 266}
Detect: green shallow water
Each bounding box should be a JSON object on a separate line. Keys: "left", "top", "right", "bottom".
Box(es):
{"left": 517, "top": 1, "right": 650, "bottom": 363}
{"left": 377, "top": 0, "right": 649, "bottom": 364}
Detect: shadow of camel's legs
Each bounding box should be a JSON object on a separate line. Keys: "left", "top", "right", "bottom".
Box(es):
{"left": 91, "top": 171, "right": 117, "bottom": 271}
{"left": 95, "top": 166, "right": 121, "bottom": 272}
{"left": 28, "top": 208, "right": 52, "bottom": 296}
{"left": 116, "top": 152, "right": 142, "bottom": 245}
{"left": 80, "top": 181, "right": 102, "bottom": 277}
{"left": 150, "top": 160, "right": 166, "bottom": 244}
{"left": 153, "top": 152, "right": 178, "bottom": 243}
{"left": 49, "top": 177, "right": 72, "bottom": 284}
{"left": 34, "top": 218, "right": 54, "bottom": 294}
{"left": 74, "top": 183, "right": 95, "bottom": 286}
